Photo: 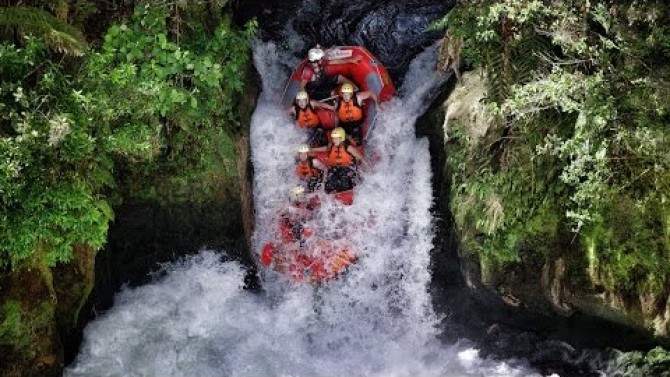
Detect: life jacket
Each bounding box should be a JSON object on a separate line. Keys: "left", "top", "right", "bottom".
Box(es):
{"left": 337, "top": 95, "right": 363, "bottom": 123}
{"left": 296, "top": 159, "right": 318, "bottom": 180}
{"left": 294, "top": 103, "right": 320, "bottom": 129}
{"left": 327, "top": 142, "right": 355, "bottom": 167}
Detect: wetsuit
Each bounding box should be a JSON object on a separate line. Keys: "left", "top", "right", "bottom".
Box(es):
{"left": 302, "top": 64, "right": 339, "bottom": 101}
{"left": 325, "top": 142, "right": 358, "bottom": 193}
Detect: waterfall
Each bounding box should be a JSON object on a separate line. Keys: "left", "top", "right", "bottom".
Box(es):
{"left": 65, "top": 40, "right": 550, "bottom": 377}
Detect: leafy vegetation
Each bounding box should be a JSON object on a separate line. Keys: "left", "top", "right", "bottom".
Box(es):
{"left": 609, "top": 346, "right": 670, "bottom": 377}
{"left": 441, "top": 1, "right": 670, "bottom": 294}
{"left": 82, "top": 5, "right": 256, "bottom": 199}
{"left": 0, "top": 4, "right": 256, "bottom": 271}
{"left": 1, "top": 38, "right": 113, "bottom": 268}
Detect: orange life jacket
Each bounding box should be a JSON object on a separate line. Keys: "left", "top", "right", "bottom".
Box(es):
{"left": 296, "top": 159, "right": 318, "bottom": 180}
{"left": 295, "top": 103, "right": 320, "bottom": 129}
{"left": 337, "top": 95, "right": 363, "bottom": 123}
{"left": 327, "top": 142, "right": 354, "bottom": 167}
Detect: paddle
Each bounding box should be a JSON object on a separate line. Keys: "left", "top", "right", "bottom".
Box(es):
{"left": 318, "top": 95, "right": 338, "bottom": 103}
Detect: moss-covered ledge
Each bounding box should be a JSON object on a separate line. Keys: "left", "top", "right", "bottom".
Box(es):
{"left": 0, "top": 244, "right": 97, "bottom": 377}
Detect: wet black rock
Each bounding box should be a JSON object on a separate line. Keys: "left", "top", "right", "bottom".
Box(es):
{"left": 234, "top": 0, "right": 455, "bottom": 84}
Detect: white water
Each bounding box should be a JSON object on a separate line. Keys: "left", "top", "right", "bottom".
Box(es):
{"left": 65, "top": 41, "right": 551, "bottom": 377}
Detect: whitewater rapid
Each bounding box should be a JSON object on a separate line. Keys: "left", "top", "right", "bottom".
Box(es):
{"left": 65, "top": 41, "right": 551, "bottom": 377}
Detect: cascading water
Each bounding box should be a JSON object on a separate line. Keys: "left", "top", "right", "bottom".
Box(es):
{"left": 64, "top": 37, "right": 571, "bottom": 377}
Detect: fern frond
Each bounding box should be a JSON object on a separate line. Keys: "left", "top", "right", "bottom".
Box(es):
{"left": 511, "top": 30, "right": 551, "bottom": 85}
{"left": 485, "top": 45, "right": 511, "bottom": 104}
{"left": 0, "top": 6, "right": 87, "bottom": 56}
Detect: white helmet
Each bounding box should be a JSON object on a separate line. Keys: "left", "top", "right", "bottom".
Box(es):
{"left": 308, "top": 48, "right": 325, "bottom": 62}
{"left": 289, "top": 185, "right": 306, "bottom": 202}
{"left": 297, "top": 144, "right": 310, "bottom": 153}
{"left": 295, "top": 91, "right": 309, "bottom": 101}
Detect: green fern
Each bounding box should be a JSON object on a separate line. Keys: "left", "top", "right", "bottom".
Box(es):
{"left": 484, "top": 43, "right": 511, "bottom": 104}
{"left": 481, "top": 28, "right": 551, "bottom": 105}
{"left": 0, "top": 6, "right": 87, "bottom": 56}
{"left": 511, "top": 30, "right": 551, "bottom": 85}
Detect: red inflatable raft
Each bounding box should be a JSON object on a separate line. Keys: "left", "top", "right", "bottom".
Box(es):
{"left": 261, "top": 46, "right": 395, "bottom": 283}
{"left": 260, "top": 217, "right": 357, "bottom": 283}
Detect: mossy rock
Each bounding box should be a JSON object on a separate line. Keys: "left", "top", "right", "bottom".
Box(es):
{"left": 0, "top": 301, "right": 31, "bottom": 350}
{"left": 53, "top": 244, "right": 97, "bottom": 337}
{"left": 0, "top": 260, "right": 61, "bottom": 377}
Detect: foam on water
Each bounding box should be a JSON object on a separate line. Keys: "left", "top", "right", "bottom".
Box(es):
{"left": 65, "top": 40, "right": 550, "bottom": 377}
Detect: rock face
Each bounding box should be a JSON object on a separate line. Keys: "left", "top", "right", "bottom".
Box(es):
{"left": 427, "top": 69, "right": 670, "bottom": 349}
{"left": 235, "top": 0, "right": 454, "bottom": 82}
{"left": 0, "top": 245, "right": 96, "bottom": 377}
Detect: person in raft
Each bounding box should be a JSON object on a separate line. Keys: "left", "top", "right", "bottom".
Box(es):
{"left": 335, "top": 83, "right": 379, "bottom": 145}
{"left": 309, "top": 127, "right": 365, "bottom": 194}
{"left": 261, "top": 186, "right": 320, "bottom": 266}
{"left": 295, "top": 144, "right": 326, "bottom": 192}
{"left": 289, "top": 91, "right": 334, "bottom": 147}
{"left": 300, "top": 46, "right": 361, "bottom": 101}
{"left": 280, "top": 185, "right": 320, "bottom": 244}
